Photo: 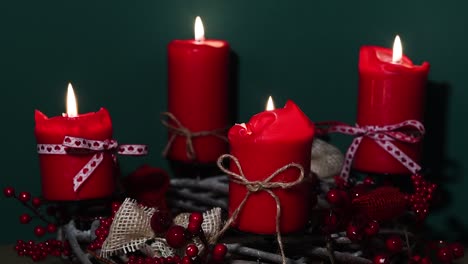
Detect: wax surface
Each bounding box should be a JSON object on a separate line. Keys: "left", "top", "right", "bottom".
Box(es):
{"left": 35, "top": 108, "right": 115, "bottom": 200}
{"left": 167, "top": 39, "right": 230, "bottom": 163}
{"left": 354, "top": 46, "right": 430, "bottom": 174}
{"left": 228, "top": 101, "right": 315, "bottom": 234}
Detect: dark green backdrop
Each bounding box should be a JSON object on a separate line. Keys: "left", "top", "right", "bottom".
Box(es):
{"left": 1, "top": 0, "right": 467, "bottom": 243}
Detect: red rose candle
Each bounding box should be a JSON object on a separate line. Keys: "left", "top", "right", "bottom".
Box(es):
{"left": 228, "top": 98, "right": 315, "bottom": 234}
{"left": 167, "top": 16, "right": 230, "bottom": 163}
{"left": 35, "top": 84, "right": 115, "bottom": 201}
{"left": 353, "top": 36, "right": 430, "bottom": 174}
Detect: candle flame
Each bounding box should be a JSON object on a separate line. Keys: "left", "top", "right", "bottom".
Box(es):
{"left": 194, "top": 16, "right": 205, "bottom": 42}
{"left": 392, "top": 35, "right": 403, "bottom": 63}
{"left": 266, "top": 96, "right": 275, "bottom": 111}
{"left": 66, "top": 83, "right": 78, "bottom": 117}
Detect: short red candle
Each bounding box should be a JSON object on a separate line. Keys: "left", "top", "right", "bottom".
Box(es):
{"left": 167, "top": 17, "right": 230, "bottom": 163}
{"left": 228, "top": 100, "right": 315, "bottom": 234}
{"left": 353, "top": 42, "right": 430, "bottom": 174}
{"left": 35, "top": 107, "right": 114, "bottom": 201}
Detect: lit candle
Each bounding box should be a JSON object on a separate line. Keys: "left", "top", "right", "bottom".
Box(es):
{"left": 227, "top": 98, "right": 315, "bottom": 234}
{"left": 166, "top": 16, "right": 230, "bottom": 164}
{"left": 35, "top": 83, "right": 115, "bottom": 200}
{"left": 353, "top": 36, "right": 430, "bottom": 174}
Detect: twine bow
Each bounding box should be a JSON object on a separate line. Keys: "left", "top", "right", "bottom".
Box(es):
{"left": 316, "top": 120, "right": 425, "bottom": 181}
{"left": 215, "top": 154, "right": 305, "bottom": 264}
{"left": 161, "top": 112, "right": 227, "bottom": 161}
{"left": 37, "top": 136, "right": 148, "bottom": 192}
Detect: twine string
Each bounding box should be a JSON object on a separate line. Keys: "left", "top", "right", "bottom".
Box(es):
{"left": 214, "top": 154, "right": 305, "bottom": 264}
{"left": 161, "top": 112, "right": 227, "bottom": 161}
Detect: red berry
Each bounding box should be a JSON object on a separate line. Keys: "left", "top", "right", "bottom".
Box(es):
{"left": 323, "top": 211, "right": 339, "bottom": 233}
{"left": 373, "top": 253, "right": 389, "bottom": 264}
{"left": 363, "top": 176, "right": 375, "bottom": 185}
{"left": 165, "top": 225, "right": 187, "bottom": 249}
{"left": 19, "top": 213, "right": 32, "bottom": 224}
{"left": 3, "top": 187, "right": 15, "bottom": 197}
{"left": 346, "top": 224, "right": 362, "bottom": 241}
{"left": 46, "top": 223, "right": 57, "bottom": 233}
{"left": 150, "top": 210, "right": 171, "bottom": 234}
{"left": 326, "top": 189, "right": 342, "bottom": 205}
{"left": 385, "top": 236, "right": 403, "bottom": 253}
{"left": 34, "top": 226, "right": 46, "bottom": 237}
{"left": 350, "top": 184, "right": 368, "bottom": 200}
{"left": 437, "top": 246, "right": 453, "bottom": 263}
{"left": 364, "top": 220, "right": 379, "bottom": 236}
{"left": 187, "top": 221, "right": 201, "bottom": 235}
{"left": 32, "top": 197, "right": 42, "bottom": 208}
{"left": 212, "top": 243, "right": 227, "bottom": 261}
{"left": 186, "top": 244, "right": 199, "bottom": 257}
{"left": 189, "top": 212, "right": 203, "bottom": 226}
{"left": 181, "top": 256, "right": 193, "bottom": 264}
{"left": 420, "top": 257, "right": 432, "bottom": 264}
{"left": 18, "top": 192, "right": 31, "bottom": 202}
{"left": 450, "top": 242, "right": 464, "bottom": 259}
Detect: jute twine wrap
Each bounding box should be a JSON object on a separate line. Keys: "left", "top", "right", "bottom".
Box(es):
{"left": 100, "top": 198, "right": 222, "bottom": 258}
{"left": 215, "top": 154, "right": 305, "bottom": 264}
{"left": 161, "top": 112, "right": 227, "bottom": 161}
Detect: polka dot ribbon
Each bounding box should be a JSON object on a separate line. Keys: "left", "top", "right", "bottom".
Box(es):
{"left": 37, "top": 136, "right": 148, "bottom": 192}
{"left": 316, "top": 120, "right": 425, "bottom": 181}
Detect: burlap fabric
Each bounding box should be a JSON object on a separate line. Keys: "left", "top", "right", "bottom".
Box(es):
{"left": 100, "top": 198, "right": 222, "bottom": 258}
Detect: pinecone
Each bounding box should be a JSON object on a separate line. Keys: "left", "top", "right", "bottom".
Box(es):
{"left": 352, "top": 186, "right": 407, "bottom": 221}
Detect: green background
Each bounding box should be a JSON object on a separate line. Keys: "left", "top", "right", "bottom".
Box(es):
{"left": 0, "top": 0, "right": 467, "bottom": 243}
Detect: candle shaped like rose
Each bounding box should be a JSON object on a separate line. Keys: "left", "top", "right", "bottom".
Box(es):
{"left": 227, "top": 97, "right": 315, "bottom": 234}
{"left": 353, "top": 36, "right": 430, "bottom": 174}
{"left": 166, "top": 16, "right": 230, "bottom": 163}
{"left": 35, "top": 84, "right": 115, "bottom": 201}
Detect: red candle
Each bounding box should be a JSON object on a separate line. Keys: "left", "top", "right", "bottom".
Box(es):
{"left": 354, "top": 36, "right": 430, "bottom": 174}
{"left": 35, "top": 84, "right": 115, "bottom": 201}
{"left": 228, "top": 98, "right": 315, "bottom": 234}
{"left": 167, "top": 16, "right": 230, "bottom": 163}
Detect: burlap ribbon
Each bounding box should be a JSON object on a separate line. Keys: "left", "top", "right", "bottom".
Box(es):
{"left": 316, "top": 120, "right": 425, "bottom": 181}
{"left": 215, "top": 154, "right": 305, "bottom": 264}
{"left": 37, "top": 136, "right": 148, "bottom": 191}
{"left": 100, "top": 198, "right": 222, "bottom": 258}
{"left": 161, "top": 112, "right": 227, "bottom": 161}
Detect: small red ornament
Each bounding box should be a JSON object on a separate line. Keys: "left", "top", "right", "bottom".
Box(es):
{"left": 373, "top": 253, "right": 389, "bottom": 264}
{"left": 437, "top": 246, "right": 453, "bottom": 263}
{"left": 189, "top": 212, "right": 204, "bottom": 226}
{"left": 185, "top": 244, "right": 199, "bottom": 257}
{"left": 150, "top": 210, "right": 171, "bottom": 234}
{"left": 364, "top": 220, "right": 379, "bottom": 236}
{"left": 165, "top": 225, "right": 187, "bottom": 249}
{"left": 34, "top": 226, "right": 46, "bottom": 237}
{"left": 212, "top": 243, "right": 228, "bottom": 262}
{"left": 19, "top": 213, "right": 32, "bottom": 224}
{"left": 363, "top": 176, "right": 375, "bottom": 186}
{"left": 32, "top": 197, "right": 42, "bottom": 208}
{"left": 18, "top": 192, "right": 31, "bottom": 202}
{"left": 187, "top": 221, "right": 201, "bottom": 235}
{"left": 181, "top": 256, "right": 193, "bottom": 264}
{"left": 46, "top": 223, "right": 57, "bottom": 233}
{"left": 449, "top": 242, "right": 464, "bottom": 259}
{"left": 385, "top": 235, "right": 403, "bottom": 253}
{"left": 3, "top": 187, "right": 15, "bottom": 197}
{"left": 326, "top": 189, "right": 343, "bottom": 206}
{"left": 346, "top": 223, "right": 362, "bottom": 241}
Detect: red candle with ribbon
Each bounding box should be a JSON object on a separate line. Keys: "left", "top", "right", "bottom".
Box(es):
{"left": 35, "top": 84, "right": 115, "bottom": 201}
{"left": 354, "top": 36, "right": 430, "bottom": 174}
{"left": 226, "top": 97, "right": 315, "bottom": 234}
{"left": 166, "top": 16, "right": 230, "bottom": 163}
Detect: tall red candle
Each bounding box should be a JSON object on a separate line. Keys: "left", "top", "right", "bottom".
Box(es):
{"left": 353, "top": 37, "right": 430, "bottom": 174}
{"left": 228, "top": 99, "right": 315, "bottom": 234}
{"left": 35, "top": 85, "right": 115, "bottom": 201}
{"left": 167, "top": 17, "right": 230, "bottom": 163}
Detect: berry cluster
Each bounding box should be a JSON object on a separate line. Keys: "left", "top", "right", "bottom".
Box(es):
{"left": 14, "top": 239, "right": 71, "bottom": 262}
{"left": 406, "top": 174, "right": 437, "bottom": 221}
{"left": 88, "top": 201, "right": 122, "bottom": 250}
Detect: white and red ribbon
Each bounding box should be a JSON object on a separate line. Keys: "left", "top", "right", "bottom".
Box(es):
{"left": 37, "top": 136, "right": 148, "bottom": 192}
{"left": 316, "top": 120, "right": 425, "bottom": 181}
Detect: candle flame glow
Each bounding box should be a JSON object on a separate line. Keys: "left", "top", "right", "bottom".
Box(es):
{"left": 194, "top": 16, "right": 205, "bottom": 42}
{"left": 266, "top": 96, "right": 275, "bottom": 111}
{"left": 392, "top": 35, "right": 403, "bottom": 63}
{"left": 66, "top": 83, "right": 78, "bottom": 117}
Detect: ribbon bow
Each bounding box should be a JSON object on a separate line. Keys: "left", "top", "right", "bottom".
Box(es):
{"left": 316, "top": 120, "right": 425, "bottom": 181}
{"left": 37, "top": 136, "right": 148, "bottom": 191}
{"left": 216, "top": 154, "right": 305, "bottom": 264}
{"left": 161, "top": 112, "right": 227, "bottom": 161}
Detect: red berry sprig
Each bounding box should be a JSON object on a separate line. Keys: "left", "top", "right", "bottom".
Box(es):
{"left": 407, "top": 174, "right": 436, "bottom": 221}
{"left": 14, "top": 239, "right": 71, "bottom": 262}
